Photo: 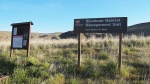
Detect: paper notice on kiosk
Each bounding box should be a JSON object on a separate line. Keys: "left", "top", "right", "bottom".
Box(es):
{"left": 23, "top": 40, "right": 27, "bottom": 46}
{"left": 13, "top": 28, "right": 17, "bottom": 35}
{"left": 13, "top": 36, "right": 23, "bottom": 48}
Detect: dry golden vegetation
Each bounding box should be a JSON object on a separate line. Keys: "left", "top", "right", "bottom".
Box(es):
{"left": 0, "top": 34, "right": 150, "bottom": 84}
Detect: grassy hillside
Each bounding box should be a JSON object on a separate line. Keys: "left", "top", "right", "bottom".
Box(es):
{"left": 0, "top": 22, "right": 150, "bottom": 83}
{"left": 0, "top": 31, "right": 11, "bottom": 40}
{"left": 0, "top": 31, "right": 61, "bottom": 40}
{"left": 1, "top": 22, "right": 150, "bottom": 39}
{"left": 31, "top": 32, "right": 61, "bottom": 39}
{"left": 128, "top": 22, "right": 150, "bottom": 35}
{"left": 0, "top": 35, "right": 150, "bottom": 83}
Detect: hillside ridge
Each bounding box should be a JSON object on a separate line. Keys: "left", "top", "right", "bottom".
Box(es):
{"left": 0, "top": 22, "right": 150, "bottom": 39}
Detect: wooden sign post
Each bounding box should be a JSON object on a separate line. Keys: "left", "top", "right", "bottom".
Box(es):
{"left": 118, "top": 33, "right": 123, "bottom": 69}
{"left": 74, "top": 17, "right": 127, "bottom": 70}
{"left": 78, "top": 33, "right": 81, "bottom": 69}
{"left": 10, "top": 22, "right": 33, "bottom": 57}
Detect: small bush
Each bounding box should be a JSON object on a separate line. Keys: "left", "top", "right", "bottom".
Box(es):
{"left": 27, "top": 77, "right": 41, "bottom": 84}
{"left": 67, "top": 77, "right": 81, "bottom": 84}
{"left": 101, "top": 61, "right": 117, "bottom": 78}
{"left": 27, "top": 66, "right": 38, "bottom": 77}
{"left": 28, "top": 56, "right": 40, "bottom": 65}
{"left": 120, "top": 66, "right": 130, "bottom": 79}
{"left": 124, "top": 48, "right": 130, "bottom": 55}
{"left": 95, "top": 52, "right": 109, "bottom": 60}
{"left": 131, "top": 40, "right": 146, "bottom": 47}
{"left": 10, "top": 68, "right": 28, "bottom": 83}
{"left": 48, "top": 74, "right": 65, "bottom": 84}
{"left": 0, "top": 56, "right": 15, "bottom": 75}
{"left": 80, "top": 59, "right": 98, "bottom": 78}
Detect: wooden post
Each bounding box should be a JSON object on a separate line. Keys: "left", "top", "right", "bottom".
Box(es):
{"left": 27, "top": 23, "right": 32, "bottom": 57}
{"left": 10, "top": 26, "right": 13, "bottom": 57}
{"left": 118, "top": 33, "right": 122, "bottom": 70}
{"left": 78, "top": 33, "right": 81, "bottom": 69}
{"left": 10, "top": 49, "right": 13, "bottom": 57}
{"left": 27, "top": 50, "right": 29, "bottom": 57}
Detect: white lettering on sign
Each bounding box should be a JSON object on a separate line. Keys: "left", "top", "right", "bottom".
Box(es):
{"left": 105, "top": 19, "right": 121, "bottom": 22}
{"left": 112, "top": 23, "right": 121, "bottom": 26}
{"left": 102, "top": 29, "right": 107, "bottom": 31}
{"left": 86, "top": 23, "right": 111, "bottom": 27}
{"left": 85, "top": 18, "right": 122, "bottom": 27}
{"left": 86, "top": 19, "right": 104, "bottom": 23}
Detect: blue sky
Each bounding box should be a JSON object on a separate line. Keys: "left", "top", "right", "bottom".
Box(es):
{"left": 0, "top": 0, "right": 150, "bottom": 33}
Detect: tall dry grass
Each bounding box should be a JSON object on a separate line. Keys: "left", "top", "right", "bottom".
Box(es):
{"left": 1, "top": 34, "right": 150, "bottom": 48}
{"left": 0, "top": 34, "right": 150, "bottom": 83}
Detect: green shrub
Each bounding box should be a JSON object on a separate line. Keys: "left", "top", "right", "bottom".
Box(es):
{"left": 123, "top": 41, "right": 132, "bottom": 47}
{"left": 84, "top": 47, "right": 95, "bottom": 55}
{"left": 104, "top": 41, "right": 109, "bottom": 47}
{"left": 80, "top": 59, "right": 100, "bottom": 78}
{"left": 63, "top": 50, "right": 76, "bottom": 59}
{"left": 98, "top": 78, "right": 115, "bottom": 84}
{"left": 101, "top": 61, "right": 117, "bottom": 78}
{"left": 67, "top": 77, "right": 81, "bottom": 84}
{"left": 124, "top": 48, "right": 131, "bottom": 55}
{"left": 48, "top": 74, "right": 65, "bottom": 84}
{"left": 124, "top": 47, "right": 140, "bottom": 57}
{"left": 131, "top": 40, "right": 146, "bottom": 47}
{"left": 28, "top": 56, "right": 40, "bottom": 65}
{"left": 27, "top": 77, "right": 41, "bottom": 84}
{"left": 10, "top": 68, "right": 28, "bottom": 83}
{"left": 0, "top": 56, "right": 15, "bottom": 75}
{"left": 120, "top": 68, "right": 130, "bottom": 79}
{"left": 27, "top": 66, "right": 38, "bottom": 77}
{"left": 95, "top": 51, "right": 109, "bottom": 60}
{"left": 130, "top": 61, "right": 148, "bottom": 68}
{"left": 68, "top": 43, "right": 77, "bottom": 48}
{"left": 63, "top": 59, "right": 76, "bottom": 75}
{"left": 120, "top": 66, "right": 130, "bottom": 79}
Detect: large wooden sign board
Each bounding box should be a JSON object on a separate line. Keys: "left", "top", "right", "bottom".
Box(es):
{"left": 74, "top": 17, "right": 127, "bottom": 70}
{"left": 10, "top": 22, "right": 33, "bottom": 57}
{"left": 74, "top": 17, "right": 127, "bottom": 33}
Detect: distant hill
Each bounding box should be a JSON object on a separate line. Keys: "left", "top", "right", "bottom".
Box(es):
{"left": 0, "top": 31, "right": 11, "bottom": 40}
{"left": 127, "top": 22, "right": 150, "bottom": 35}
{"left": 31, "top": 32, "right": 61, "bottom": 39}
{"left": 0, "top": 22, "right": 150, "bottom": 40}
{"left": 0, "top": 31, "right": 61, "bottom": 40}
{"left": 59, "top": 31, "right": 108, "bottom": 39}
{"left": 59, "top": 22, "right": 150, "bottom": 38}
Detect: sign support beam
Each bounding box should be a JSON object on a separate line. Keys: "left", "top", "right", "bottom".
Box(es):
{"left": 78, "top": 33, "right": 81, "bottom": 69}
{"left": 118, "top": 33, "right": 122, "bottom": 70}
{"left": 27, "top": 23, "right": 32, "bottom": 57}
{"left": 10, "top": 49, "right": 13, "bottom": 57}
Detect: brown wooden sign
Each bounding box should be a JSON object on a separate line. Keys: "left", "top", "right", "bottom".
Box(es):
{"left": 74, "top": 17, "right": 127, "bottom": 70}
{"left": 74, "top": 17, "right": 127, "bottom": 33}
{"left": 10, "top": 22, "right": 33, "bottom": 57}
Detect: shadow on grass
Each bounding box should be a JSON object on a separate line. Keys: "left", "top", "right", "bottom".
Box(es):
{"left": 125, "top": 61, "right": 150, "bottom": 80}
{"left": 0, "top": 56, "right": 16, "bottom": 76}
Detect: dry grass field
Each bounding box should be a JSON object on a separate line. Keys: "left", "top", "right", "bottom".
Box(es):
{"left": 0, "top": 34, "right": 150, "bottom": 84}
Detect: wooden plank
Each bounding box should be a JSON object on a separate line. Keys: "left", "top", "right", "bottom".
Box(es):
{"left": 118, "top": 33, "right": 122, "bottom": 70}
{"left": 27, "top": 23, "right": 32, "bottom": 57}
{"left": 78, "top": 33, "right": 81, "bottom": 69}
{"left": 10, "top": 49, "right": 13, "bottom": 57}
